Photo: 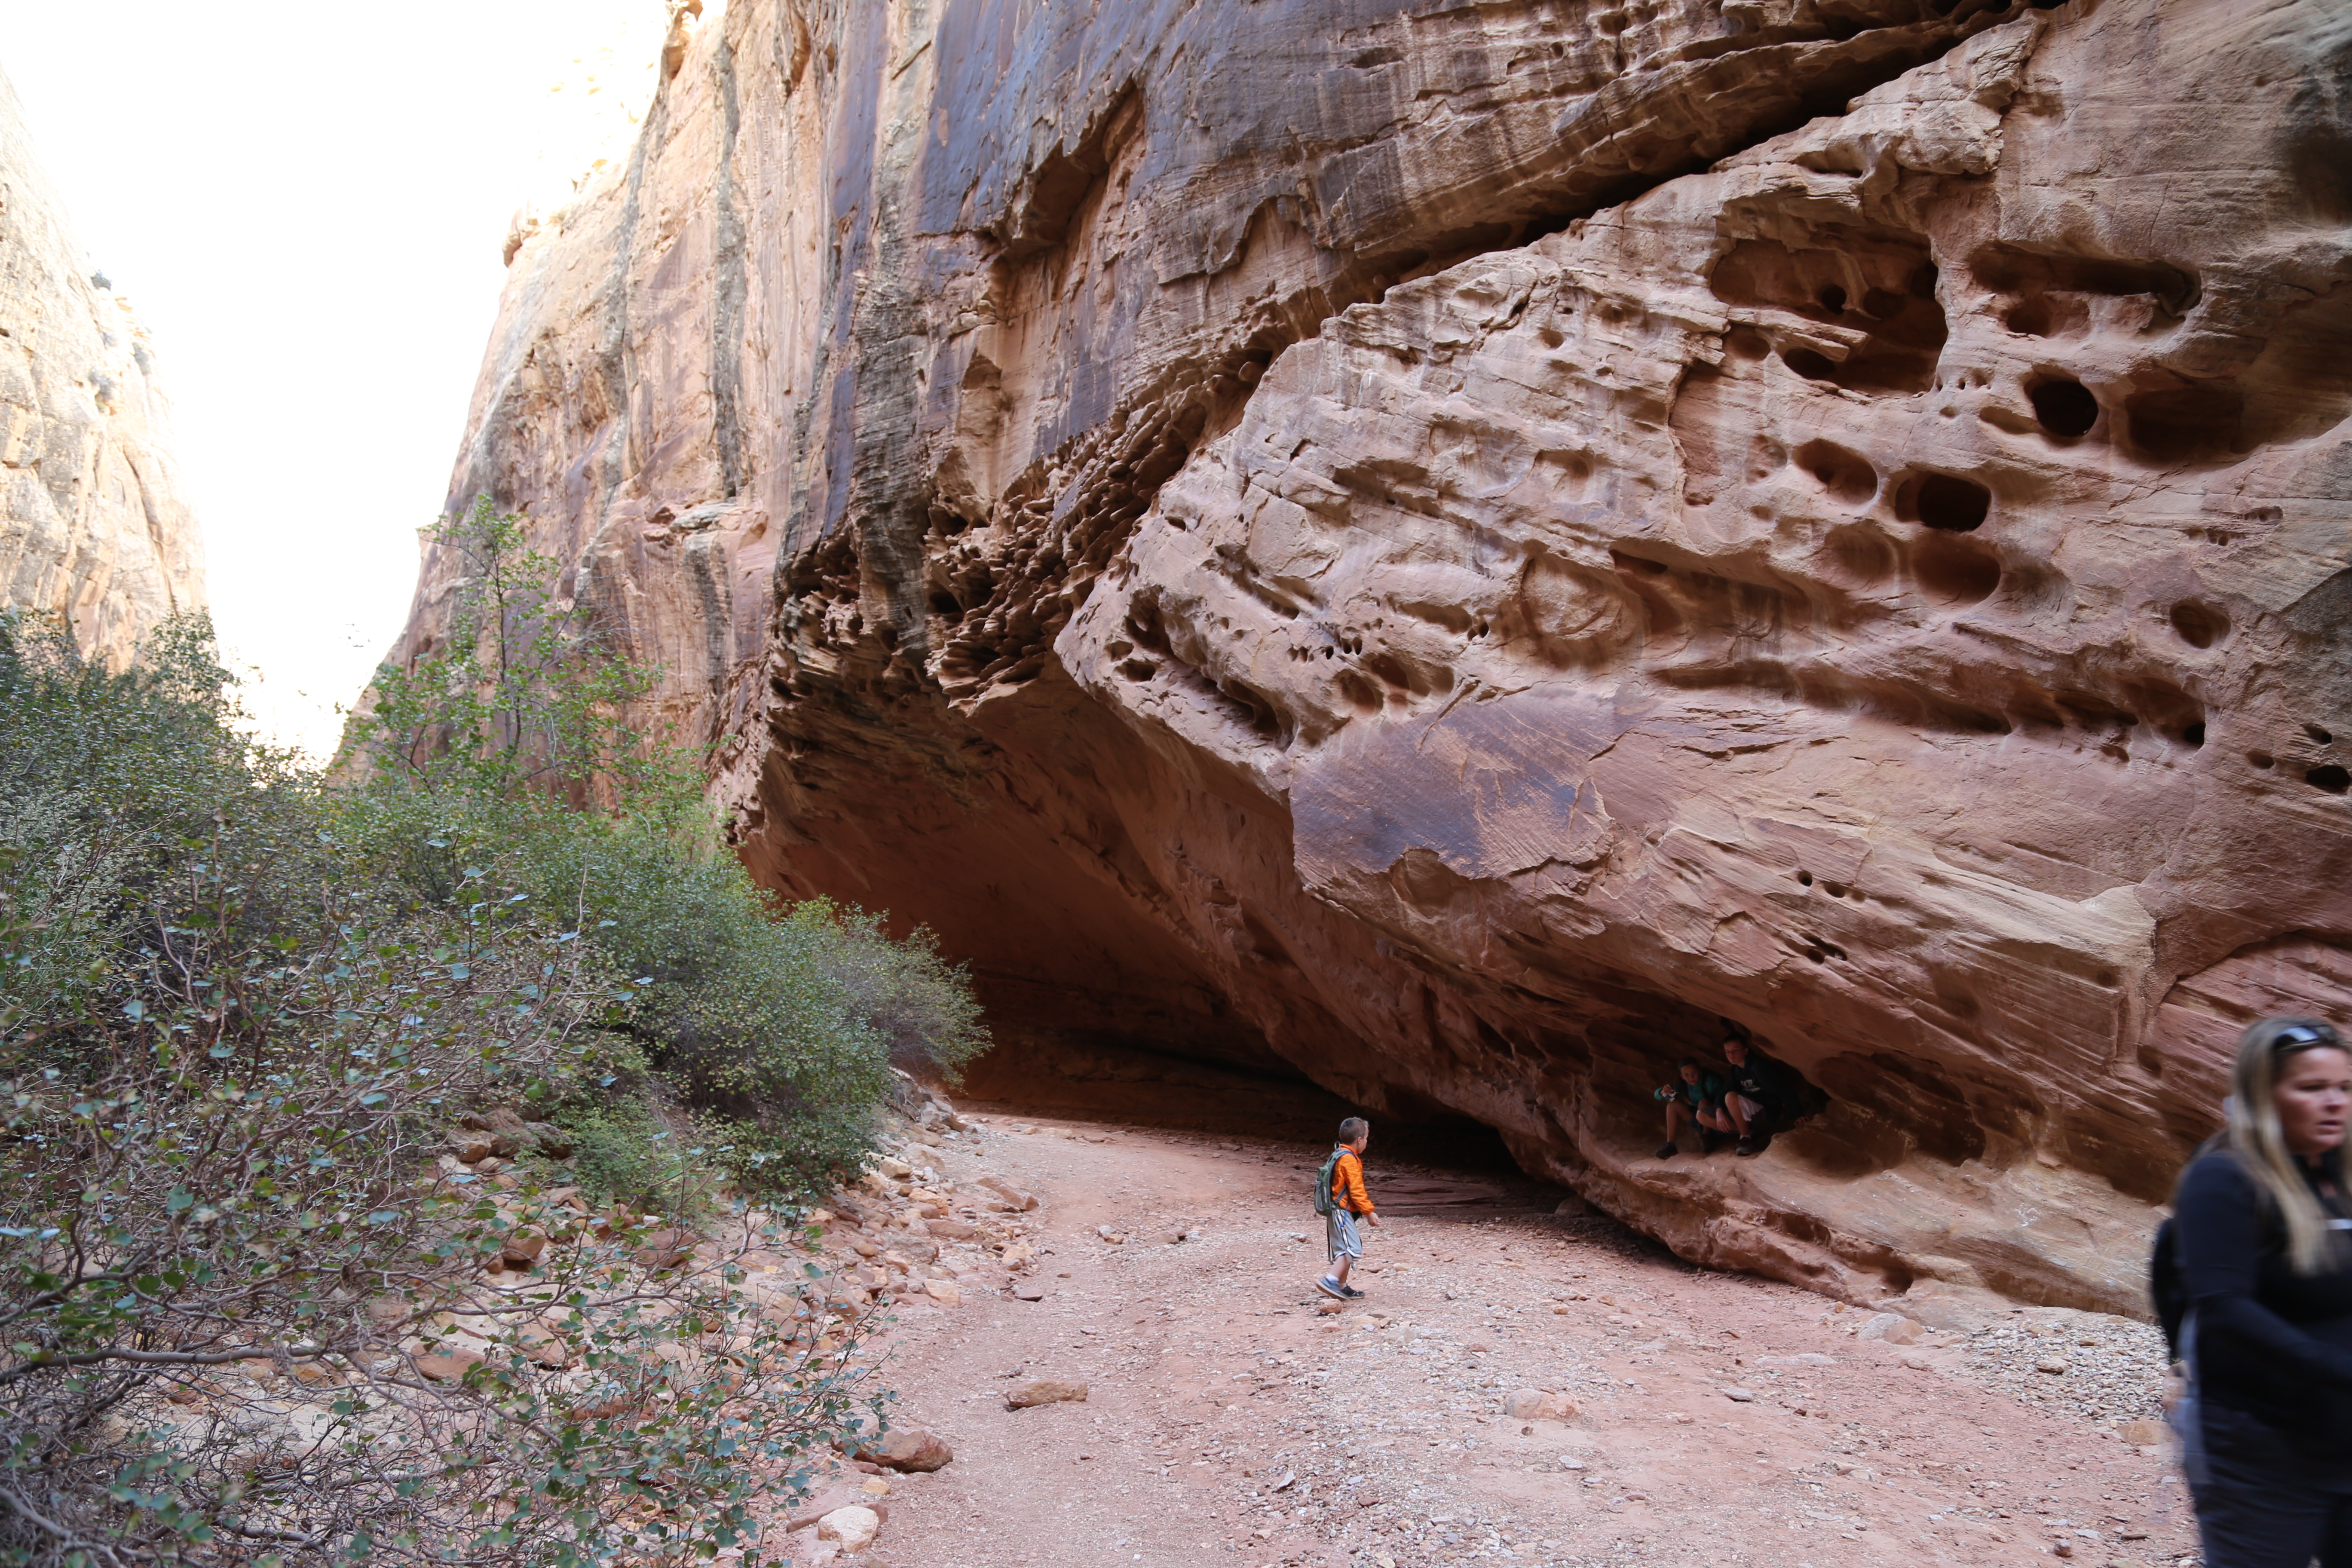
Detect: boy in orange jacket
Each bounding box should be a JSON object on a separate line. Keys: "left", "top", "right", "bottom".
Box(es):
{"left": 1318, "top": 1117, "right": 1380, "bottom": 1300}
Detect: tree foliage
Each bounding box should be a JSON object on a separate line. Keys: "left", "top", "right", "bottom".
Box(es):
{"left": 339, "top": 499, "right": 988, "bottom": 1193}
{"left": 349, "top": 499, "right": 683, "bottom": 809}
{"left": 0, "top": 486, "right": 987, "bottom": 1567}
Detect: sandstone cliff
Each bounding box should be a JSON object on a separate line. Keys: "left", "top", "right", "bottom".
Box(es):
{"left": 0, "top": 69, "right": 205, "bottom": 663}
{"left": 399, "top": 0, "right": 2352, "bottom": 1317}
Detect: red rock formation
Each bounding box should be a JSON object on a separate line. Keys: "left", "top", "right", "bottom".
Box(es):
{"left": 0, "top": 68, "right": 205, "bottom": 664}
{"left": 395, "top": 0, "right": 2352, "bottom": 1315}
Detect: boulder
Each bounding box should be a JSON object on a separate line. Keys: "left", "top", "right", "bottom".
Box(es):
{"left": 523, "top": 1121, "right": 575, "bottom": 1159}
{"left": 856, "top": 1427, "right": 955, "bottom": 1473}
{"left": 499, "top": 1229, "right": 548, "bottom": 1269}
{"left": 450, "top": 1127, "right": 520, "bottom": 1164}
{"left": 413, "top": 1349, "right": 485, "bottom": 1383}
{"left": 1857, "top": 1313, "right": 1923, "bottom": 1346}
{"left": 515, "top": 1319, "right": 574, "bottom": 1369}
{"left": 1502, "top": 1389, "right": 1579, "bottom": 1421}
{"left": 976, "top": 1176, "right": 1038, "bottom": 1212}
{"left": 634, "top": 1227, "right": 694, "bottom": 1272}
{"left": 785, "top": 1486, "right": 885, "bottom": 1531}
{"left": 815, "top": 1506, "right": 880, "bottom": 1552}
{"left": 1005, "top": 1378, "right": 1088, "bottom": 1409}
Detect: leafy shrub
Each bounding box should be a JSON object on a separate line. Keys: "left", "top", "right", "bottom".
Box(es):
{"left": 787, "top": 899, "right": 990, "bottom": 1083}
{"left": 0, "top": 613, "right": 884, "bottom": 1565}
{"left": 340, "top": 499, "right": 987, "bottom": 1197}
{"left": 551, "top": 1060, "right": 717, "bottom": 1215}
{"left": 0, "top": 616, "right": 296, "bottom": 1029}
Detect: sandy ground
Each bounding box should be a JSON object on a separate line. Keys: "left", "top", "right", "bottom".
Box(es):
{"left": 835, "top": 1113, "right": 2197, "bottom": 1568}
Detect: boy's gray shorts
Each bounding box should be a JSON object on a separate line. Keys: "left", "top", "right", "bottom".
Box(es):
{"left": 1327, "top": 1207, "right": 1363, "bottom": 1262}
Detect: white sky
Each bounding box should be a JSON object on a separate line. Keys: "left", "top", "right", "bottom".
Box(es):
{"left": 2, "top": 2, "right": 675, "bottom": 756}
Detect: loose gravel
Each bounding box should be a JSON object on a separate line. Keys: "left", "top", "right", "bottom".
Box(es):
{"left": 1960, "top": 1312, "right": 2173, "bottom": 1427}
{"left": 873, "top": 1114, "right": 2199, "bottom": 1568}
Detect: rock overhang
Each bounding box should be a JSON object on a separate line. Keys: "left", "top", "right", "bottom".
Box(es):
{"left": 394, "top": 0, "right": 2352, "bottom": 1316}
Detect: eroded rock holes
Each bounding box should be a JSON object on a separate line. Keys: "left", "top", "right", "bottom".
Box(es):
{"left": 1911, "top": 534, "right": 2001, "bottom": 606}
{"left": 1894, "top": 472, "right": 1992, "bottom": 533}
{"left": 1972, "top": 244, "right": 2198, "bottom": 338}
{"left": 2168, "top": 600, "right": 2230, "bottom": 649}
{"left": 1793, "top": 439, "right": 1877, "bottom": 505}
{"left": 1709, "top": 230, "right": 1948, "bottom": 395}
{"left": 2028, "top": 377, "right": 2099, "bottom": 438}
{"left": 1822, "top": 523, "right": 1897, "bottom": 584}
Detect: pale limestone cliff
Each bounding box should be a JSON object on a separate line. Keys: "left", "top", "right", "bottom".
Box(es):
{"left": 0, "top": 68, "right": 205, "bottom": 663}
{"left": 396, "top": 0, "right": 2352, "bottom": 1316}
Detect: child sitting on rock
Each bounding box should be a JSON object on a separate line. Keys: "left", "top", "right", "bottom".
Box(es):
{"left": 1653, "top": 1056, "right": 1732, "bottom": 1159}
{"left": 1718, "top": 1036, "right": 1797, "bottom": 1156}
{"left": 1318, "top": 1117, "right": 1380, "bottom": 1300}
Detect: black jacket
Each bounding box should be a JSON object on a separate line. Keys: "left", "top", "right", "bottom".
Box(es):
{"left": 1723, "top": 1050, "right": 1795, "bottom": 1113}
{"left": 2174, "top": 1145, "right": 2352, "bottom": 1450}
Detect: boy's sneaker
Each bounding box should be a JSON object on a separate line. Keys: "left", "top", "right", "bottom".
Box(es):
{"left": 1735, "top": 1137, "right": 1760, "bottom": 1157}
{"left": 1654, "top": 1142, "right": 1679, "bottom": 1160}
{"left": 1340, "top": 1284, "right": 1366, "bottom": 1299}
{"left": 1316, "top": 1276, "right": 1347, "bottom": 1300}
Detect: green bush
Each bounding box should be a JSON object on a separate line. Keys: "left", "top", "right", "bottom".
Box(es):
{"left": 542, "top": 1048, "right": 714, "bottom": 1214}
{"left": 339, "top": 498, "right": 988, "bottom": 1198}
{"left": 0, "top": 612, "right": 885, "bottom": 1566}
{"left": 0, "top": 497, "right": 991, "bottom": 1562}
{"left": 789, "top": 899, "right": 991, "bottom": 1084}
{"left": 564, "top": 1094, "right": 688, "bottom": 1208}
{"left": 0, "top": 615, "right": 311, "bottom": 1032}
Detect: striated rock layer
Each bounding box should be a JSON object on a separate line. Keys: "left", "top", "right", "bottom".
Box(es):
{"left": 0, "top": 69, "right": 205, "bottom": 663}
{"left": 398, "top": 0, "right": 2352, "bottom": 1316}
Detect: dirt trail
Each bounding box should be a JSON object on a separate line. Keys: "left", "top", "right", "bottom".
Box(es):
{"left": 831, "top": 1113, "right": 2196, "bottom": 1568}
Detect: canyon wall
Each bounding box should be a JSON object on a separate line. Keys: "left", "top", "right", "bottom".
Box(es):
{"left": 398, "top": 0, "right": 2352, "bottom": 1316}
{"left": 0, "top": 69, "right": 205, "bottom": 663}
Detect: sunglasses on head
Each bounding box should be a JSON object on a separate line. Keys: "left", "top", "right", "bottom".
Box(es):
{"left": 2275, "top": 1023, "right": 2343, "bottom": 1050}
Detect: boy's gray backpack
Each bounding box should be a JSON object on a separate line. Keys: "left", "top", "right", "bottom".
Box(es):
{"left": 1314, "top": 1147, "right": 1345, "bottom": 1217}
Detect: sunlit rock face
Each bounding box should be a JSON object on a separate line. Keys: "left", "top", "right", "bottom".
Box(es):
{"left": 0, "top": 70, "right": 205, "bottom": 664}
{"left": 403, "top": 0, "right": 2352, "bottom": 1314}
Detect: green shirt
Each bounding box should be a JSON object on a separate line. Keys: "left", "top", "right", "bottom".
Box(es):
{"left": 1655, "top": 1071, "right": 1725, "bottom": 1110}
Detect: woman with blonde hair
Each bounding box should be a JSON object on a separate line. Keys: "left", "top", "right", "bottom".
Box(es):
{"left": 2174, "top": 1016, "right": 2352, "bottom": 1565}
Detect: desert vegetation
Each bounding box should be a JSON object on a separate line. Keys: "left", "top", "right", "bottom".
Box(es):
{"left": 0, "top": 501, "right": 984, "bottom": 1564}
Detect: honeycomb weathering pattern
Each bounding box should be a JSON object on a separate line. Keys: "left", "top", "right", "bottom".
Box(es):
{"left": 393, "top": 0, "right": 2352, "bottom": 1313}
